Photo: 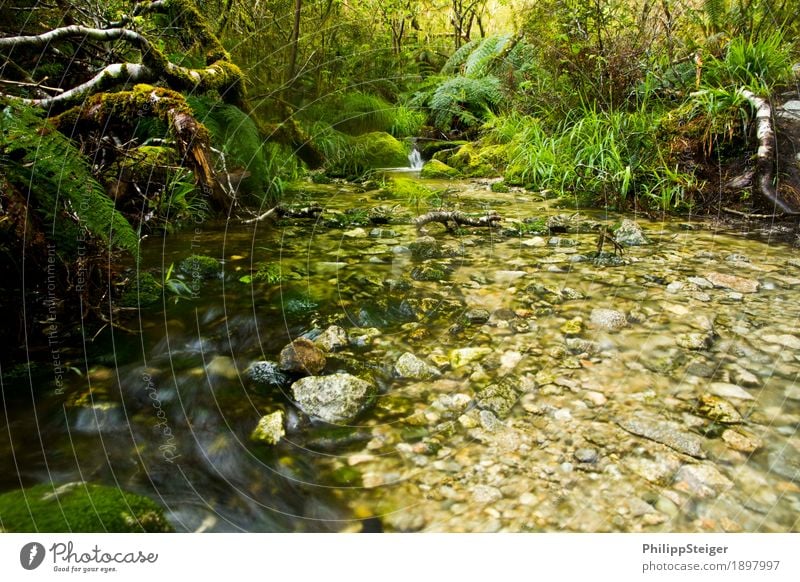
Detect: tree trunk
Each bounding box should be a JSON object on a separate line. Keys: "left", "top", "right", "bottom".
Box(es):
{"left": 287, "top": 0, "right": 303, "bottom": 85}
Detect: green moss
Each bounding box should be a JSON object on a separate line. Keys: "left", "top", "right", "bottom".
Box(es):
{"left": 359, "top": 132, "right": 409, "bottom": 168}
{"left": 491, "top": 181, "right": 510, "bottom": 193}
{"left": 327, "top": 132, "right": 409, "bottom": 176}
{"left": 240, "top": 262, "right": 282, "bottom": 284}
{"left": 119, "top": 272, "right": 161, "bottom": 307}
{"left": 420, "top": 159, "right": 461, "bottom": 179}
{"left": 0, "top": 482, "right": 173, "bottom": 532}
{"left": 419, "top": 140, "right": 469, "bottom": 159}
{"left": 411, "top": 263, "right": 450, "bottom": 281}
{"left": 178, "top": 254, "right": 220, "bottom": 279}
{"left": 447, "top": 142, "right": 507, "bottom": 177}
{"left": 116, "top": 146, "right": 179, "bottom": 184}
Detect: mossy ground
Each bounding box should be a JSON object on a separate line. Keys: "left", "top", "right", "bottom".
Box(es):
{"left": 0, "top": 482, "right": 173, "bottom": 532}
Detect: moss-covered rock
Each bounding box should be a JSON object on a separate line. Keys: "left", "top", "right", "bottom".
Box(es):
{"left": 446, "top": 142, "right": 507, "bottom": 177}
{"left": 491, "top": 181, "right": 510, "bottom": 193}
{"left": 329, "top": 132, "right": 409, "bottom": 176}
{"left": 419, "top": 140, "right": 469, "bottom": 159}
{"left": 420, "top": 159, "right": 461, "bottom": 179}
{"left": 0, "top": 482, "right": 173, "bottom": 532}
{"left": 119, "top": 272, "right": 161, "bottom": 307}
{"left": 179, "top": 254, "right": 220, "bottom": 279}
{"left": 357, "top": 132, "right": 409, "bottom": 168}
{"left": 250, "top": 411, "right": 285, "bottom": 445}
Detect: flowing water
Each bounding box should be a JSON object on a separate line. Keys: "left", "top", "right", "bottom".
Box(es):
{"left": 2, "top": 176, "right": 799, "bottom": 532}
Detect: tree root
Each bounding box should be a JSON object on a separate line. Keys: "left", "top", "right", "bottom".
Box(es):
{"left": 738, "top": 89, "right": 796, "bottom": 214}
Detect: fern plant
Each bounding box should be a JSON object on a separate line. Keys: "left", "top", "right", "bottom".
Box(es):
{"left": 187, "top": 96, "right": 281, "bottom": 201}
{"left": 0, "top": 102, "right": 139, "bottom": 255}
{"left": 428, "top": 76, "right": 504, "bottom": 131}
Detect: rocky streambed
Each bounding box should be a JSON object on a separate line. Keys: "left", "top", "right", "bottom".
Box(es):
{"left": 2, "top": 177, "right": 799, "bottom": 532}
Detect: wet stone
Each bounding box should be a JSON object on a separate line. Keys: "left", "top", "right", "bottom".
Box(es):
{"left": 704, "top": 272, "right": 759, "bottom": 294}
{"left": 590, "top": 308, "right": 628, "bottom": 330}
{"left": 394, "top": 352, "right": 441, "bottom": 380}
{"left": 291, "top": 373, "right": 377, "bottom": 424}
{"left": 472, "top": 485, "right": 503, "bottom": 503}
{"left": 479, "top": 409, "right": 502, "bottom": 432}
{"left": 707, "top": 382, "right": 754, "bottom": 401}
{"left": 476, "top": 379, "right": 518, "bottom": 418}
{"left": 250, "top": 411, "right": 285, "bottom": 445}
{"left": 721, "top": 429, "right": 762, "bottom": 453}
{"left": 246, "top": 361, "right": 289, "bottom": 388}
{"left": 676, "top": 332, "right": 713, "bottom": 350}
{"left": 686, "top": 361, "right": 716, "bottom": 378}
{"left": 674, "top": 464, "right": 733, "bottom": 498}
{"left": 697, "top": 394, "right": 744, "bottom": 424}
{"left": 687, "top": 276, "right": 713, "bottom": 289}
{"left": 760, "top": 334, "right": 800, "bottom": 350}
{"left": 617, "top": 417, "right": 706, "bottom": 459}
{"left": 574, "top": 448, "right": 599, "bottom": 464}
{"left": 279, "top": 338, "right": 326, "bottom": 375}
{"left": 731, "top": 366, "right": 760, "bottom": 388}
{"left": 465, "top": 308, "right": 491, "bottom": 324}
{"left": 408, "top": 236, "right": 442, "bottom": 259}
{"left": 521, "top": 237, "right": 547, "bottom": 247}
{"left": 614, "top": 219, "right": 650, "bottom": 246}
{"left": 768, "top": 447, "right": 800, "bottom": 482}
{"left": 560, "top": 317, "right": 584, "bottom": 336}
{"left": 450, "top": 347, "right": 493, "bottom": 368}
{"left": 314, "top": 325, "right": 349, "bottom": 352}
{"left": 666, "top": 281, "right": 684, "bottom": 294}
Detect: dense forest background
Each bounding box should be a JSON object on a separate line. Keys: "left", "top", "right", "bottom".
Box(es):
{"left": 0, "top": 0, "right": 798, "bottom": 361}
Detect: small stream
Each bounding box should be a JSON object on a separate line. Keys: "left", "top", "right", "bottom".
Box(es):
{"left": 2, "top": 175, "right": 799, "bottom": 532}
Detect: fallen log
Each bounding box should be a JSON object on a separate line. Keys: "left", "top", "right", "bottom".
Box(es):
{"left": 414, "top": 210, "right": 502, "bottom": 232}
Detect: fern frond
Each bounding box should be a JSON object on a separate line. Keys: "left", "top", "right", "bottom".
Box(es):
{"left": 0, "top": 103, "right": 139, "bottom": 255}
{"left": 442, "top": 38, "right": 481, "bottom": 74}
{"left": 463, "top": 34, "right": 511, "bottom": 78}
{"left": 429, "top": 76, "right": 503, "bottom": 131}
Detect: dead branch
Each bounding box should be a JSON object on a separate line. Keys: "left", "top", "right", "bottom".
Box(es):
{"left": 414, "top": 210, "right": 502, "bottom": 231}
{"left": 243, "top": 205, "right": 324, "bottom": 224}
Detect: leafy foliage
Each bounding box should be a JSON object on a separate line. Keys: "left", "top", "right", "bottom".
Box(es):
{"left": 427, "top": 75, "right": 504, "bottom": 131}
{"left": 703, "top": 33, "right": 794, "bottom": 93}
{"left": 188, "top": 96, "right": 299, "bottom": 203}
{"left": 492, "top": 108, "right": 697, "bottom": 210}
{"left": 0, "top": 103, "right": 139, "bottom": 255}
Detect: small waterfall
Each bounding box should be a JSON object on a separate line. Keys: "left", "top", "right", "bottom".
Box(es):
{"left": 408, "top": 147, "right": 423, "bottom": 170}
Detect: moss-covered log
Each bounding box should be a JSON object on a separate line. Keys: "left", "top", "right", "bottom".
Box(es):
{"left": 52, "top": 85, "right": 230, "bottom": 211}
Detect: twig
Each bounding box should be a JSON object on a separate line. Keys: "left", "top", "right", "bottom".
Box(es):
{"left": 0, "top": 77, "right": 64, "bottom": 93}
{"left": 243, "top": 207, "right": 278, "bottom": 224}
{"left": 721, "top": 207, "right": 800, "bottom": 219}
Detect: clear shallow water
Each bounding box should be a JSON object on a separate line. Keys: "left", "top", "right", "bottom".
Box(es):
{"left": 2, "top": 177, "right": 799, "bottom": 532}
